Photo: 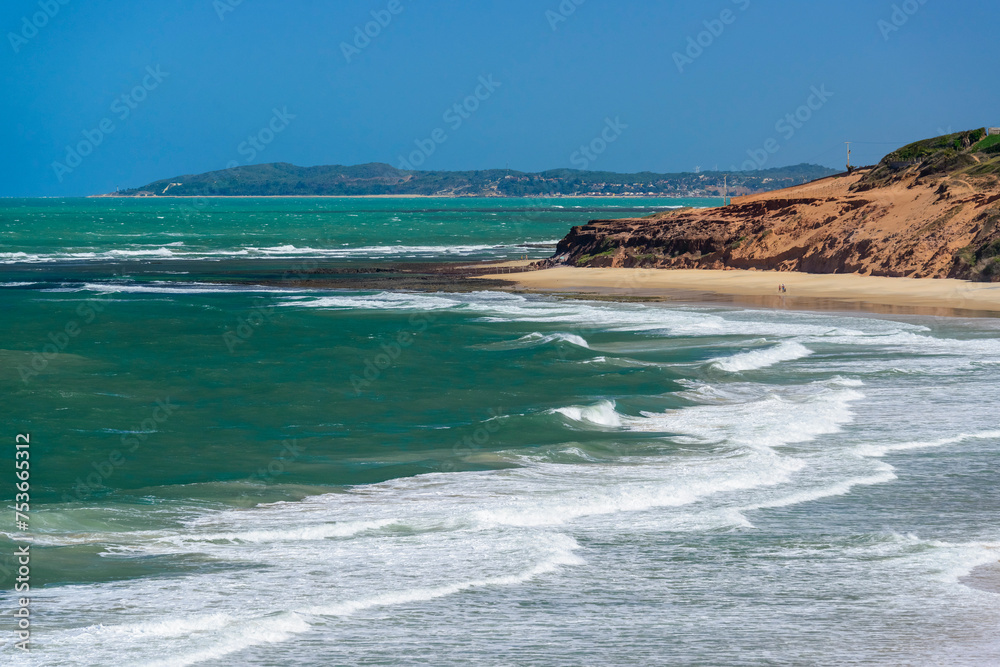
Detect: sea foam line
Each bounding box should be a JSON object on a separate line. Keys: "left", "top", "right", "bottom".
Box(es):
{"left": 854, "top": 429, "right": 1000, "bottom": 458}
{"left": 301, "top": 534, "right": 582, "bottom": 617}
{"left": 709, "top": 341, "right": 813, "bottom": 372}
{"left": 136, "top": 536, "right": 582, "bottom": 666}
{"left": 0, "top": 241, "right": 557, "bottom": 264}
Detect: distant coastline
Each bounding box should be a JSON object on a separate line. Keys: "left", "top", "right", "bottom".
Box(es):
{"left": 102, "top": 161, "right": 837, "bottom": 199}
{"left": 89, "top": 193, "right": 443, "bottom": 199}
{"left": 86, "top": 193, "right": 715, "bottom": 199}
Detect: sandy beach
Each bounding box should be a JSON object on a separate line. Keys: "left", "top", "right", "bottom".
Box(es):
{"left": 482, "top": 266, "right": 1000, "bottom": 317}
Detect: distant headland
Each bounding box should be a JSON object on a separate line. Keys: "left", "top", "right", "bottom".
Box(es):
{"left": 95, "top": 162, "right": 837, "bottom": 198}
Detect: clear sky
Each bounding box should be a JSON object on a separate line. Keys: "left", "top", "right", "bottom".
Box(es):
{"left": 2, "top": 0, "right": 997, "bottom": 196}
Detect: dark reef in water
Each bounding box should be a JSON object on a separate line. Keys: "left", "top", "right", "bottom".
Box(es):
{"left": 0, "top": 258, "right": 519, "bottom": 293}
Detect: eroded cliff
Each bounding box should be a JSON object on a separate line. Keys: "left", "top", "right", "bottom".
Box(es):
{"left": 551, "top": 129, "right": 1000, "bottom": 281}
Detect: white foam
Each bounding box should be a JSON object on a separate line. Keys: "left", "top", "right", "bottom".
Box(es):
{"left": 510, "top": 332, "right": 591, "bottom": 349}
{"left": 552, "top": 400, "right": 621, "bottom": 427}
{"left": 302, "top": 534, "right": 582, "bottom": 617}
{"left": 71, "top": 613, "right": 236, "bottom": 641}
{"left": 743, "top": 469, "right": 898, "bottom": 513}
{"left": 625, "top": 385, "right": 864, "bottom": 449}
{"left": 855, "top": 429, "right": 1000, "bottom": 458}
{"left": 149, "top": 519, "right": 397, "bottom": 546}
{"left": 804, "top": 327, "right": 1000, "bottom": 358}
{"left": 273, "top": 289, "right": 1000, "bottom": 368}
{"left": 55, "top": 282, "right": 302, "bottom": 295}
{"left": 709, "top": 341, "right": 813, "bottom": 372}
{"left": 252, "top": 243, "right": 511, "bottom": 257}
{"left": 555, "top": 446, "right": 602, "bottom": 462}
{"left": 14, "top": 293, "right": 1000, "bottom": 664}
{"left": 280, "top": 291, "right": 460, "bottom": 311}
{"left": 874, "top": 533, "right": 1000, "bottom": 586}
{"left": 0, "top": 241, "right": 558, "bottom": 264}
{"left": 580, "top": 355, "right": 609, "bottom": 364}
{"left": 471, "top": 449, "right": 805, "bottom": 528}
{"left": 141, "top": 612, "right": 311, "bottom": 667}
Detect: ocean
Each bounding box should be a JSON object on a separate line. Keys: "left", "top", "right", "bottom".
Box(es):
{"left": 2, "top": 198, "right": 1000, "bottom": 666}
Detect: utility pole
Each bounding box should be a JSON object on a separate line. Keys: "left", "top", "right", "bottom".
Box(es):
{"left": 845, "top": 142, "right": 852, "bottom": 172}
{"left": 723, "top": 174, "right": 728, "bottom": 206}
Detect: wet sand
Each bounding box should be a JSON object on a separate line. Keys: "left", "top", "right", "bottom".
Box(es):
{"left": 962, "top": 561, "right": 1000, "bottom": 595}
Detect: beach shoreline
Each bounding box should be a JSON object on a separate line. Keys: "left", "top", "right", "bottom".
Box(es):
{"left": 962, "top": 562, "right": 1000, "bottom": 596}
{"left": 479, "top": 266, "right": 1000, "bottom": 318}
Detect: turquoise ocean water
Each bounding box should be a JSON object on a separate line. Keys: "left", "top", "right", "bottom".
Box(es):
{"left": 2, "top": 198, "right": 1000, "bottom": 665}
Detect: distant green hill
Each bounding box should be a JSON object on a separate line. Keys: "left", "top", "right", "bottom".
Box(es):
{"left": 110, "top": 162, "right": 839, "bottom": 198}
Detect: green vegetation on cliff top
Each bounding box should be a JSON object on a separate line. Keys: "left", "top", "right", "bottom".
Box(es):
{"left": 856, "top": 128, "right": 1000, "bottom": 189}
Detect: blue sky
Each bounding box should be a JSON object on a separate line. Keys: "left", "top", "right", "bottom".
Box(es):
{"left": 2, "top": 0, "right": 997, "bottom": 196}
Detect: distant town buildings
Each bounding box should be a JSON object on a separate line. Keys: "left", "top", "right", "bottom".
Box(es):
{"left": 988, "top": 127, "right": 1000, "bottom": 136}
